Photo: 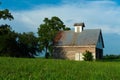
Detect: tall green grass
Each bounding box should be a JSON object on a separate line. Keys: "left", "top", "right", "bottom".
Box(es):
{"left": 0, "top": 57, "right": 120, "bottom": 80}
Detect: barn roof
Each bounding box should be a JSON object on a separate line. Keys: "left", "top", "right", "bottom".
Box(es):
{"left": 54, "top": 29, "right": 104, "bottom": 47}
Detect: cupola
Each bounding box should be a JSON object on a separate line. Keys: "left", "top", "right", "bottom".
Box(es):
{"left": 74, "top": 23, "right": 85, "bottom": 32}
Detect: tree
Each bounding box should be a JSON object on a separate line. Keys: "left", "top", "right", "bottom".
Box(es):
{"left": 83, "top": 50, "right": 93, "bottom": 61}
{"left": 0, "top": 9, "right": 14, "bottom": 20}
{"left": 17, "top": 32, "right": 39, "bottom": 57}
{"left": 38, "top": 16, "right": 70, "bottom": 58}
{"left": 0, "top": 2, "right": 13, "bottom": 20}
{"left": 0, "top": 24, "right": 18, "bottom": 56}
{"left": 0, "top": 3, "right": 39, "bottom": 57}
{"left": 0, "top": 3, "right": 15, "bottom": 56}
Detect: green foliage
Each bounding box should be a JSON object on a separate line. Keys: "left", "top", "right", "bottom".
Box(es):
{"left": 17, "top": 32, "right": 39, "bottom": 57}
{"left": 0, "top": 4, "right": 39, "bottom": 57}
{"left": 0, "top": 4, "right": 16, "bottom": 56}
{"left": 0, "top": 9, "right": 14, "bottom": 20}
{"left": 0, "top": 57, "right": 120, "bottom": 80}
{"left": 103, "top": 54, "right": 120, "bottom": 59}
{"left": 0, "top": 3, "right": 72, "bottom": 58}
{"left": 0, "top": 25, "right": 39, "bottom": 57}
{"left": 38, "top": 16, "right": 70, "bottom": 58}
{"left": 0, "top": 24, "right": 18, "bottom": 56}
{"left": 83, "top": 50, "right": 93, "bottom": 61}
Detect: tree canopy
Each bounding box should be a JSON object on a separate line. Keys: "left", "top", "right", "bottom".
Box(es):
{"left": 0, "top": 9, "right": 14, "bottom": 20}
{"left": 38, "top": 16, "right": 70, "bottom": 58}
{"left": 0, "top": 4, "right": 15, "bottom": 56}
{"left": 17, "top": 32, "right": 39, "bottom": 57}
{"left": 0, "top": 3, "right": 71, "bottom": 58}
{"left": 0, "top": 24, "right": 17, "bottom": 56}
{"left": 0, "top": 4, "right": 38, "bottom": 58}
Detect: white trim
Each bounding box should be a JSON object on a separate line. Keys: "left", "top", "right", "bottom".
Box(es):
{"left": 74, "top": 26, "right": 83, "bottom": 32}
{"left": 92, "top": 53, "right": 96, "bottom": 59}
{"left": 75, "top": 27, "right": 77, "bottom": 32}
{"left": 79, "top": 26, "right": 82, "bottom": 32}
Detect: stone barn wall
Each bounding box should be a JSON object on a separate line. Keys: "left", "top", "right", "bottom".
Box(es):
{"left": 53, "top": 46, "right": 96, "bottom": 60}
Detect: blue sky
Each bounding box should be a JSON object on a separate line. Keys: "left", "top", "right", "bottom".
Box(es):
{"left": 1, "top": 0, "right": 120, "bottom": 55}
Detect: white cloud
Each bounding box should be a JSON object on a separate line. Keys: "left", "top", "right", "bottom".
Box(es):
{"left": 3, "top": 0, "right": 120, "bottom": 35}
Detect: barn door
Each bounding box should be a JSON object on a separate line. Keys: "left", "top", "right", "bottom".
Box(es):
{"left": 75, "top": 53, "right": 84, "bottom": 61}
{"left": 75, "top": 53, "right": 80, "bottom": 61}
{"left": 80, "top": 53, "right": 84, "bottom": 60}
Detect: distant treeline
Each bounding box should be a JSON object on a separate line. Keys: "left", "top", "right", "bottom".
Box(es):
{"left": 103, "top": 54, "right": 120, "bottom": 59}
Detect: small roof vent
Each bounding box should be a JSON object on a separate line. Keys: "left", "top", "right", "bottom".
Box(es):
{"left": 74, "top": 22, "right": 85, "bottom": 32}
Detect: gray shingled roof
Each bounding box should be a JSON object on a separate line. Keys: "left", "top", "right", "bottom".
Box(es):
{"left": 54, "top": 29, "right": 103, "bottom": 46}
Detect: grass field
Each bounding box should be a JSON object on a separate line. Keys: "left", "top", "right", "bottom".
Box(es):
{"left": 0, "top": 57, "right": 120, "bottom": 80}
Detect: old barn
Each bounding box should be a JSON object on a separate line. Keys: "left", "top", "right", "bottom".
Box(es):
{"left": 53, "top": 23, "right": 104, "bottom": 60}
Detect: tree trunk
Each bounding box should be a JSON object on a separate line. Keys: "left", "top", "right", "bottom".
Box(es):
{"left": 45, "top": 45, "right": 49, "bottom": 58}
